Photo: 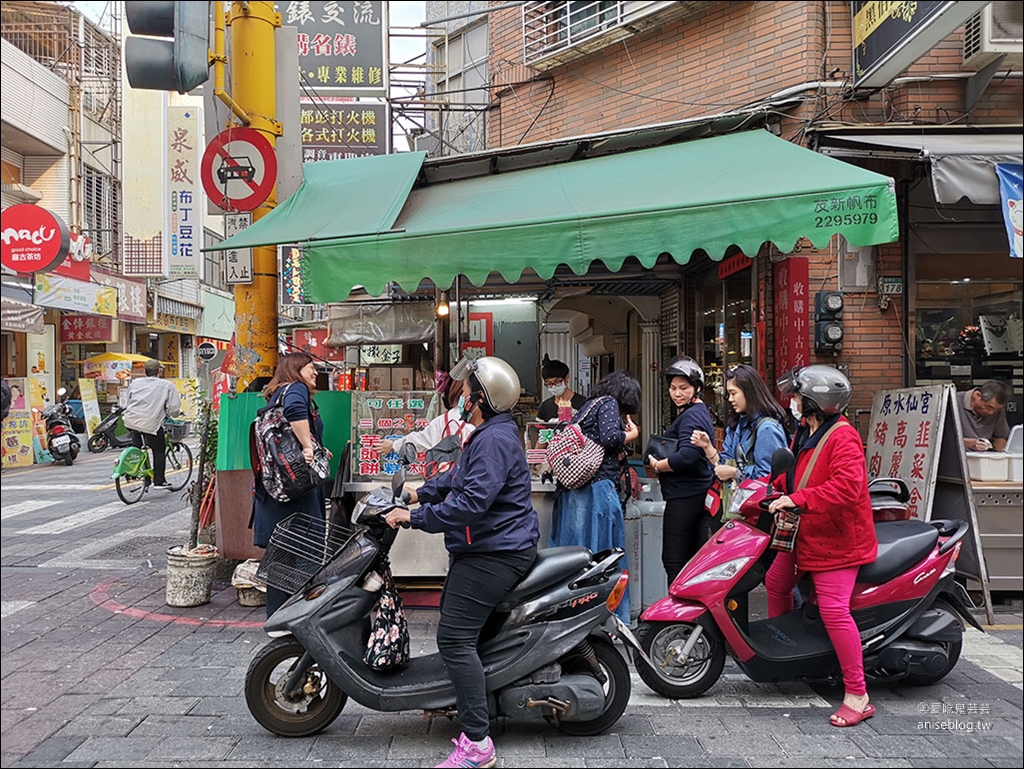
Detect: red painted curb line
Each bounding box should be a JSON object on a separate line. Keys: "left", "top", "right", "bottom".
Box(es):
{"left": 90, "top": 577, "right": 266, "bottom": 628}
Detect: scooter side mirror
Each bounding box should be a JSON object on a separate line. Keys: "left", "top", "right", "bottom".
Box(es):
{"left": 770, "top": 447, "right": 795, "bottom": 481}
{"left": 398, "top": 442, "right": 417, "bottom": 466}
{"left": 391, "top": 463, "right": 407, "bottom": 501}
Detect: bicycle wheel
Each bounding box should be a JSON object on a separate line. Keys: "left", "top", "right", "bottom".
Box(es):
{"left": 116, "top": 473, "right": 149, "bottom": 504}
{"left": 165, "top": 441, "right": 193, "bottom": 492}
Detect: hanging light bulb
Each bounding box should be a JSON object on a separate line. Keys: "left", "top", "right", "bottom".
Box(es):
{"left": 435, "top": 292, "right": 450, "bottom": 318}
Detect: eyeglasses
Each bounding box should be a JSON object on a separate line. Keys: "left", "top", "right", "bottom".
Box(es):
{"left": 544, "top": 378, "right": 567, "bottom": 387}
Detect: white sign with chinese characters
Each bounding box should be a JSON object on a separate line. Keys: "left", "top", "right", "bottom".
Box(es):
{"left": 223, "top": 212, "right": 253, "bottom": 285}
{"left": 167, "top": 106, "right": 202, "bottom": 278}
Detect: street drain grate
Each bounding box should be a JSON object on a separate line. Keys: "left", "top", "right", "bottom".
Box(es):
{"left": 90, "top": 537, "right": 173, "bottom": 560}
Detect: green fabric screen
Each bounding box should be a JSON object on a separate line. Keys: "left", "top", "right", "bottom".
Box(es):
{"left": 216, "top": 390, "right": 351, "bottom": 479}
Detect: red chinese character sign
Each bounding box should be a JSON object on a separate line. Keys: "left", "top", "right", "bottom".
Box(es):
{"left": 201, "top": 126, "right": 278, "bottom": 213}
{"left": 866, "top": 383, "right": 991, "bottom": 621}
{"left": 351, "top": 391, "right": 442, "bottom": 482}
{"left": 1, "top": 204, "right": 70, "bottom": 273}
{"left": 461, "top": 313, "right": 493, "bottom": 359}
{"left": 773, "top": 257, "right": 809, "bottom": 386}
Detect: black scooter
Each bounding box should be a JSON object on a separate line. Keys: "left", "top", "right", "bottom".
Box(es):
{"left": 87, "top": 406, "right": 133, "bottom": 453}
{"left": 38, "top": 387, "right": 80, "bottom": 466}
{"left": 244, "top": 450, "right": 643, "bottom": 738}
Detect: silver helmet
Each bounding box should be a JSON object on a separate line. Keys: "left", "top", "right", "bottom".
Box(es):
{"left": 450, "top": 356, "right": 520, "bottom": 413}
{"left": 777, "top": 365, "right": 851, "bottom": 415}
{"left": 663, "top": 355, "right": 704, "bottom": 391}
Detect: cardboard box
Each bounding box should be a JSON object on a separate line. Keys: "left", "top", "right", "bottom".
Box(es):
{"left": 391, "top": 366, "right": 415, "bottom": 392}
{"left": 367, "top": 367, "right": 391, "bottom": 392}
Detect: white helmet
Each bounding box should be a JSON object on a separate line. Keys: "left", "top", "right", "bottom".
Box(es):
{"left": 450, "top": 356, "right": 520, "bottom": 413}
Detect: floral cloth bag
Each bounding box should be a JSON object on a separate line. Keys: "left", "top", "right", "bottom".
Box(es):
{"left": 364, "top": 567, "right": 411, "bottom": 671}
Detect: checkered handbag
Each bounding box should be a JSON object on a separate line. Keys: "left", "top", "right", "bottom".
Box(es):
{"left": 545, "top": 398, "right": 607, "bottom": 490}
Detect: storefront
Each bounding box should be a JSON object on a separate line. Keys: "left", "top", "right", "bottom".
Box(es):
{"left": 207, "top": 121, "right": 903, "bottom": 567}
{"left": 142, "top": 295, "right": 202, "bottom": 379}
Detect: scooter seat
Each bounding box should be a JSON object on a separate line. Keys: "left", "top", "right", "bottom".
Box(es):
{"left": 497, "top": 546, "right": 592, "bottom": 611}
{"left": 857, "top": 520, "right": 938, "bottom": 584}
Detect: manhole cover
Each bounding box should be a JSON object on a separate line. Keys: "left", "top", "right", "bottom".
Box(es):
{"left": 90, "top": 537, "right": 173, "bottom": 560}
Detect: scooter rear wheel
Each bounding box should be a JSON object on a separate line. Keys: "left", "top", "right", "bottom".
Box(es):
{"left": 246, "top": 638, "right": 347, "bottom": 737}
{"left": 547, "top": 634, "right": 631, "bottom": 736}
{"left": 88, "top": 434, "right": 109, "bottom": 453}
{"left": 636, "top": 620, "right": 725, "bottom": 699}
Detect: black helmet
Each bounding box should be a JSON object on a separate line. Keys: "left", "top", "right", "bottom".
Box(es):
{"left": 777, "top": 365, "right": 851, "bottom": 415}
{"left": 664, "top": 355, "right": 704, "bottom": 391}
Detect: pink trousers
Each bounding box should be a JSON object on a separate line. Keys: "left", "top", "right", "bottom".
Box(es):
{"left": 765, "top": 551, "right": 866, "bottom": 697}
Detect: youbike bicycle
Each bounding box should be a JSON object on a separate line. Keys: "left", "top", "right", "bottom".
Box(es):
{"left": 110, "top": 420, "right": 194, "bottom": 504}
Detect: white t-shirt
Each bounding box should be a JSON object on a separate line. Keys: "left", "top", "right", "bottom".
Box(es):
{"left": 393, "top": 407, "right": 474, "bottom": 452}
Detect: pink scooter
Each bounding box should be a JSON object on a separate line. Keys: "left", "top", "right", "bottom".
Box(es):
{"left": 633, "top": 448, "right": 982, "bottom": 699}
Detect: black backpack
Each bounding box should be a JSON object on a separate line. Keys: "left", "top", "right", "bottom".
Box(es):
{"left": 250, "top": 384, "right": 329, "bottom": 502}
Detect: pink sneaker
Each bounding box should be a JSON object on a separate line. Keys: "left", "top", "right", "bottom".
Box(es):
{"left": 435, "top": 732, "right": 496, "bottom": 768}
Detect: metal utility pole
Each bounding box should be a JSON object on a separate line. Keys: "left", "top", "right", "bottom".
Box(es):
{"left": 225, "top": 1, "right": 281, "bottom": 390}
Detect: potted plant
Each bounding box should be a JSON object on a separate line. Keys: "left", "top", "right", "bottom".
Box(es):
{"left": 165, "top": 387, "right": 220, "bottom": 608}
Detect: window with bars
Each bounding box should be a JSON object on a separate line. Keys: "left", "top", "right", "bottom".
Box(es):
{"left": 83, "top": 166, "right": 115, "bottom": 262}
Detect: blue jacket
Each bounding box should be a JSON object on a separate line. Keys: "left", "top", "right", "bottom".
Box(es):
{"left": 720, "top": 414, "right": 788, "bottom": 482}
{"left": 411, "top": 413, "right": 539, "bottom": 555}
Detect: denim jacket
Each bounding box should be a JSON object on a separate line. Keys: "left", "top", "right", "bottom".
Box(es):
{"left": 720, "top": 413, "right": 788, "bottom": 482}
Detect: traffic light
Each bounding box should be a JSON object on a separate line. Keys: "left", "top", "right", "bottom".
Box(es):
{"left": 815, "top": 291, "right": 844, "bottom": 353}
{"left": 124, "top": 1, "right": 210, "bottom": 93}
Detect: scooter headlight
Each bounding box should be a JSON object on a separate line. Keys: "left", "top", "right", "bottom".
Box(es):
{"left": 681, "top": 557, "right": 753, "bottom": 587}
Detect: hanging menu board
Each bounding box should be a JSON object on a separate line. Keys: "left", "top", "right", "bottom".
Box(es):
{"left": 351, "top": 390, "right": 441, "bottom": 482}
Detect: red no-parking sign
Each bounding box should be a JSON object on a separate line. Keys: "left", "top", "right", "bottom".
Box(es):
{"left": 201, "top": 127, "right": 278, "bottom": 212}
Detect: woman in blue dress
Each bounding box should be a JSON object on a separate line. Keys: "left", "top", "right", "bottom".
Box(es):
{"left": 549, "top": 369, "right": 640, "bottom": 623}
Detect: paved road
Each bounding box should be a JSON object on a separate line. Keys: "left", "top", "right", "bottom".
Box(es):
{"left": 2, "top": 455, "right": 1022, "bottom": 768}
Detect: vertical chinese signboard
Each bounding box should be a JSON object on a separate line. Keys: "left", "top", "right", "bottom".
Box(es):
{"left": 461, "top": 312, "right": 494, "bottom": 360}
{"left": 285, "top": 1, "right": 387, "bottom": 94}
{"left": 773, "top": 257, "right": 809, "bottom": 383}
{"left": 167, "top": 106, "right": 202, "bottom": 278}
{"left": 351, "top": 391, "right": 442, "bottom": 482}
{"left": 224, "top": 212, "right": 254, "bottom": 285}
{"left": 300, "top": 99, "right": 390, "bottom": 160}
{"left": 866, "top": 384, "right": 991, "bottom": 619}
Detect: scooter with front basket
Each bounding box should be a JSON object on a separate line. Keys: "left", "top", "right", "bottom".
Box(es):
{"left": 244, "top": 446, "right": 642, "bottom": 737}
{"left": 634, "top": 447, "right": 982, "bottom": 699}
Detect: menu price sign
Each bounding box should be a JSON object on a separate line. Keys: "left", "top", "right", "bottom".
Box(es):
{"left": 867, "top": 384, "right": 991, "bottom": 621}
{"left": 352, "top": 390, "right": 441, "bottom": 482}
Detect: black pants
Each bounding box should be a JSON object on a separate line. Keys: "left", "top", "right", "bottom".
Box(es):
{"left": 131, "top": 428, "right": 167, "bottom": 485}
{"left": 438, "top": 547, "right": 536, "bottom": 741}
{"left": 662, "top": 494, "right": 708, "bottom": 583}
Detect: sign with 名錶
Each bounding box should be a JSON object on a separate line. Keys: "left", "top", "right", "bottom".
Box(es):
{"left": 300, "top": 99, "right": 390, "bottom": 161}
{"left": 285, "top": 1, "right": 387, "bottom": 94}
{"left": 351, "top": 390, "right": 441, "bottom": 482}
{"left": 167, "top": 106, "right": 202, "bottom": 277}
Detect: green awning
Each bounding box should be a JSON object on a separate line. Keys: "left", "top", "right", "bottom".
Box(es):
{"left": 212, "top": 130, "right": 899, "bottom": 302}
{"left": 215, "top": 150, "right": 426, "bottom": 250}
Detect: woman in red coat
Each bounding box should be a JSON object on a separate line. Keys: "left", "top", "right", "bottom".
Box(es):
{"left": 767, "top": 365, "right": 878, "bottom": 729}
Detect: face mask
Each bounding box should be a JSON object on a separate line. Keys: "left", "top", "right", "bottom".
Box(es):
{"left": 456, "top": 395, "right": 466, "bottom": 412}
{"left": 460, "top": 394, "right": 477, "bottom": 422}
{"left": 790, "top": 398, "right": 802, "bottom": 421}
{"left": 547, "top": 382, "right": 567, "bottom": 398}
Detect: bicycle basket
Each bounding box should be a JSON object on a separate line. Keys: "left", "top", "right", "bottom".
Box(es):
{"left": 255, "top": 513, "right": 355, "bottom": 595}
{"left": 164, "top": 421, "right": 191, "bottom": 441}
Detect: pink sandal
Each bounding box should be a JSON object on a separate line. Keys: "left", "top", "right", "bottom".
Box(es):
{"left": 830, "top": 702, "right": 875, "bottom": 727}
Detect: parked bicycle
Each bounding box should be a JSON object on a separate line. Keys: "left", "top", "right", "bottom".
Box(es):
{"left": 111, "top": 419, "right": 194, "bottom": 504}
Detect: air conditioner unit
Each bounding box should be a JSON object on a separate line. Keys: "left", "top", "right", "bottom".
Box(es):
{"left": 414, "top": 133, "right": 440, "bottom": 157}
{"left": 963, "top": 1, "right": 1023, "bottom": 70}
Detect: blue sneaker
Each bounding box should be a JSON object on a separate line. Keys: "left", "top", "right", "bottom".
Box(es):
{"left": 435, "top": 733, "right": 496, "bottom": 768}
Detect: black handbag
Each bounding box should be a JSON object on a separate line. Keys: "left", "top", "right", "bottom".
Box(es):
{"left": 645, "top": 433, "right": 675, "bottom": 462}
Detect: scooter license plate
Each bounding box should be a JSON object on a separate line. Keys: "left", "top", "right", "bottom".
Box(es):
{"left": 52, "top": 435, "right": 71, "bottom": 447}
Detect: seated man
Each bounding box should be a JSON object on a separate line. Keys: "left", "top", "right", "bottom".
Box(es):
{"left": 956, "top": 380, "right": 1011, "bottom": 452}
